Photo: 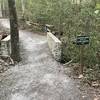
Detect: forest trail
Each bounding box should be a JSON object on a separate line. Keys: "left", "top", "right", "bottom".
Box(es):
{"left": 0, "top": 19, "right": 88, "bottom": 100}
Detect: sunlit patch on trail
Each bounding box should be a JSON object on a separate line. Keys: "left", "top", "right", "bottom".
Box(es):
{"left": 11, "top": 93, "right": 29, "bottom": 100}
{"left": 40, "top": 73, "right": 71, "bottom": 87}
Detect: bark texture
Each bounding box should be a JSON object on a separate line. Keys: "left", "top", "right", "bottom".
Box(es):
{"left": 8, "top": 0, "right": 20, "bottom": 62}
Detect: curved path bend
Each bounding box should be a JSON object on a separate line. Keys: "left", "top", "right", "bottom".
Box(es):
{"left": 0, "top": 19, "right": 89, "bottom": 100}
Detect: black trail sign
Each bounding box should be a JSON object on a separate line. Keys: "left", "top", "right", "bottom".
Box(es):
{"left": 76, "top": 36, "right": 89, "bottom": 45}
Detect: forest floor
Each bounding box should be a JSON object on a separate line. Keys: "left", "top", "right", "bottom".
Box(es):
{"left": 0, "top": 19, "right": 100, "bottom": 100}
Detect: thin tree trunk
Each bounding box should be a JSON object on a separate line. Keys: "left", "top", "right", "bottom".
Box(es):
{"left": 0, "top": 3, "right": 1, "bottom": 17}
{"left": 21, "top": 0, "right": 25, "bottom": 16}
{"left": 1, "top": 0, "right": 8, "bottom": 18}
{"left": 8, "top": 0, "right": 20, "bottom": 62}
{"left": 1, "top": 0, "right": 5, "bottom": 17}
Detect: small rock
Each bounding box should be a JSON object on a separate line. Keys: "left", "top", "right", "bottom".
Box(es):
{"left": 92, "top": 82, "right": 100, "bottom": 88}
{"left": 78, "top": 74, "right": 84, "bottom": 79}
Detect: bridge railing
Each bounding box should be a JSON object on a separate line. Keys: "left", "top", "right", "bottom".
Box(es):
{"left": 0, "top": 35, "right": 11, "bottom": 56}
{"left": 46, "top": 24, "right": 62, "bottom": 62}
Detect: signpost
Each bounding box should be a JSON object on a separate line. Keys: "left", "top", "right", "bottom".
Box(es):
{"left": 73, "top": 35, "right": 89, "bottom": 75}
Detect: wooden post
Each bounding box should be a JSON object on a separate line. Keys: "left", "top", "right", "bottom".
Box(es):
{"left": 79, "top": 45, "right": 84, "bottom": 74}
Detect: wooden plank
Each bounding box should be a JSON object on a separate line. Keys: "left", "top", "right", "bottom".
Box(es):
{"left": 1, "top": 35, "right": 10, "bottom": 42}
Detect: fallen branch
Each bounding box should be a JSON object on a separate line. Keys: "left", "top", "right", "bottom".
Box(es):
{"left": 63, "top": 59, "right": 73, "bottom": 66}
{"left": 9, "top": 56, "right": 14, "bottom": 65}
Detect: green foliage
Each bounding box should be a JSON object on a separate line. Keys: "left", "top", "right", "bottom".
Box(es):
{"left": 96, "top": 3, "right": 100, "bottom": 9}
{"left": 15, "top": 0, "right": 100, "bottom": 67}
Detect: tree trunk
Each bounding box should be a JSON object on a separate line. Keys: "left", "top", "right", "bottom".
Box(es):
{"left": 8, "top": 0, "right": 20, "bottom": 62}
{"left": 1, "top": 0, "right": 5, "bottom": 17}
{"left": 21, "top": 0, "right": 25, "bottom": 16}
{"left": 1, "top": 0, "right": 8, "bottom": 18}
